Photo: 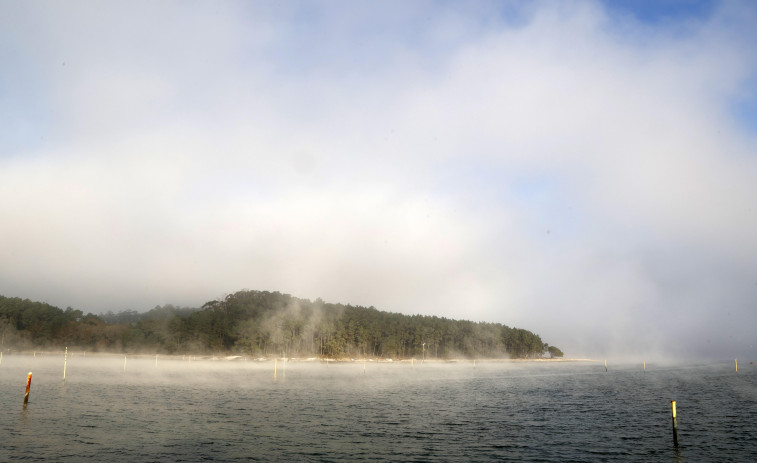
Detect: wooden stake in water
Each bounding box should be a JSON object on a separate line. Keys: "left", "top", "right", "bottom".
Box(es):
{"left": 671, "top": 400, "right": 679, "bottom": 447}
{"left": 63, "top": 346, "right": 68, "bottom": 383}
{"left": 605, "top": 359, "right": 608, "bottom": 372}
{"left": 735, "top": 358, "right": 738, "bottom": 373}
{"left": 23, "top": 372, "right": 32, "bottom": 408}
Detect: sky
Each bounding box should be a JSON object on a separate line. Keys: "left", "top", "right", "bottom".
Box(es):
{"left": 2, "top": 0, "right": 756, "bottom": 361}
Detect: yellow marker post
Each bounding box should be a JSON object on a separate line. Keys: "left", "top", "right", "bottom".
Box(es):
{"left": 643, "top": 360, "right": 646, "bottom": 373}
{"left": 735, "top": 358, "right": 738, "bottom": 373}
{"left": 671, "top": 400, "right": 679, "bottom": 447}
{"left": 23, "top": 372, "right": 32, "bottom": 408}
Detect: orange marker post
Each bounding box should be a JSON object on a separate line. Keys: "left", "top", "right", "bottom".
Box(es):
{"left": 23, "top": 372, "right": 33, "bottom": 407}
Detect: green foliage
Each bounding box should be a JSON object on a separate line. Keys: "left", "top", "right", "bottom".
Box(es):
{"left": 502, "top": 326, "right": 545, "bottom": 359}
{"left": 547, "top": 345, "right": 564, "bottom": 358}
{"left": 0, "top": 291, "right": 562, "bottom": 359}
{"left": 0, "top": 295, "right": 125, "bottom": 350}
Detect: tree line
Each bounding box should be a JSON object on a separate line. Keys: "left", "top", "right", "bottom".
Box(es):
{"left": 0, "top": 291, "right": 563, "bottom": 359}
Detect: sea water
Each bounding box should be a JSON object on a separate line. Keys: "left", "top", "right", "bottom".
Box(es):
{"left": 1, "top": 355, "right": 755, "bottom": 462}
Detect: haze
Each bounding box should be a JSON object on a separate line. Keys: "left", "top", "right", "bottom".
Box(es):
{"left": 2, "top": 1, "right": 756, "bottom": 361}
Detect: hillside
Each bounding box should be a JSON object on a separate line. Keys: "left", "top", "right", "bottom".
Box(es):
{"left": 0, "top": 290, "right": 563, "bottom": 359}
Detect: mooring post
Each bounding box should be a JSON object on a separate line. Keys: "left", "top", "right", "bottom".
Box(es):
{"left": 23, "top": 372, "right": 33, "bottom": 407}
{"left": 671, "top": 400, "right": 679, "bottom": 447}
{"left": 63, "top": 346, "right": 68, "bottom": 383}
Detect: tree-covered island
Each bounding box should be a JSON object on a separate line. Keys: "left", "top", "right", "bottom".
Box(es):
{"left": 0, "top": 290, "right": 563, "bottom": 359}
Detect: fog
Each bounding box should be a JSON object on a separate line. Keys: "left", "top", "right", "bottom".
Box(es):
{"left": 1, "top": 1, "right": 757, "bottom": 361}
{"left": 0, "top": 351, "right": 723, "bottom": 392}
{"left": 0, "top": 352, "right": 539, "bottom": 392}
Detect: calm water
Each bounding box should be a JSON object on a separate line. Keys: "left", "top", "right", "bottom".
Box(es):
{"left": 1, "top": 355, "right": 755, "bottom": 462}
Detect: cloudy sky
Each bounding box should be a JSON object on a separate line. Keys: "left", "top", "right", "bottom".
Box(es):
{"left": 2, "top": 0, "right": 756, "bottom": 361}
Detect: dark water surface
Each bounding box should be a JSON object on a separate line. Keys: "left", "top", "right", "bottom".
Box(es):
{"left": 1, "top": 355, "right": 755, "bottom": 462}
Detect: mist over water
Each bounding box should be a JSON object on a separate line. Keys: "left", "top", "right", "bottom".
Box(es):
{"left": 2, "top": 354, "right": 756, "bottom": 462}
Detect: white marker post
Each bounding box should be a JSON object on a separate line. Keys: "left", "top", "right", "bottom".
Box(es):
{"left": 63, "top": 347, "right": 68, "bottom": 383}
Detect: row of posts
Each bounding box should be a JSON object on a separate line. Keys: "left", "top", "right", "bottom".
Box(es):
{"left": 8, "top": 373, "right": 685, "bottom": 448}
{"left": 11, "top": 350, "right": 744, "bottom": 447}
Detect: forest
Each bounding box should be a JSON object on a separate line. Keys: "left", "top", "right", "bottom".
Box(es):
{"left": 0, "top": 290, "right": 563, "bottom": 359}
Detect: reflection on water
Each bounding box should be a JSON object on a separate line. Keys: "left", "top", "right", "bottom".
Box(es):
{"left": 1, "top": 355, "right": 755, "bottom": 462}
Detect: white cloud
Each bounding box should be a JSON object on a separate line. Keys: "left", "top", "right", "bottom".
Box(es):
{"left": 2, "top": 1, "right": 756, "bottom": 360}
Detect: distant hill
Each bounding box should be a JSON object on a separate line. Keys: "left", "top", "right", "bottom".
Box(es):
{"left": 0, "top": 290, "right": 562, "bottom": 359}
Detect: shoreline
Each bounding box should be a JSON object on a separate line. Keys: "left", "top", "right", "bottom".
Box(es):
{"left": 0, "top": 349, "right": 591, "bottom": 363}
